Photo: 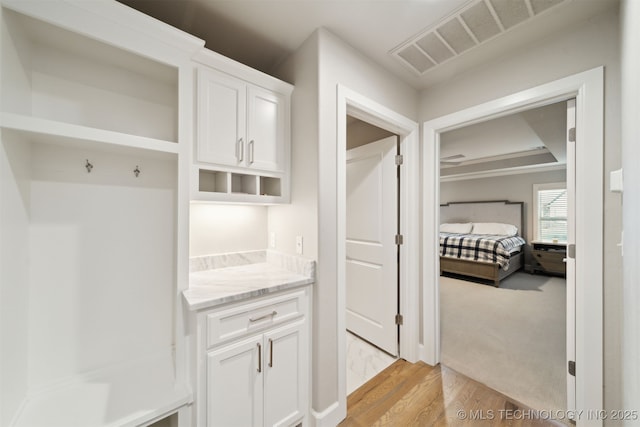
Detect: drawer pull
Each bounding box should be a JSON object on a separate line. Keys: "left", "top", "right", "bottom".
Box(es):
{"left": 248, "top": 140, "right": 255, "bottom": 164}
{"left": 249, "top": 310, "right": 277, "bottom": 323}
{"left": 257, "top": 343, "right": 262, "bottom": 373}
{"left": 236, "top": 138, "right": 244, "bottom": 162}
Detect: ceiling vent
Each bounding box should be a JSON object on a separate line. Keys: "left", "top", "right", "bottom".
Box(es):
{"left": 391, "top": 0, "right": 566, "bottom": 76}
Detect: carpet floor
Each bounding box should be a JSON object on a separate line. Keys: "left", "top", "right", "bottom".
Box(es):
{"left": 440, "top": 271, "right": 566, "bottom": 412}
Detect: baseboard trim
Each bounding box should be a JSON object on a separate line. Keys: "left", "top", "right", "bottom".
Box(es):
{"left": 311, "top": 401, "right": 342, "bottom": 427}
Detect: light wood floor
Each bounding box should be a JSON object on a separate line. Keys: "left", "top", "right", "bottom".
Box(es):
{"left": 339, "top": 359, "right": 566, "bottom": 427}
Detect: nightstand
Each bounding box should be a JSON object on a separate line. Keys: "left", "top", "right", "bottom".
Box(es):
{"left": 532, "top": 241, "right": 567, "bottom": 276}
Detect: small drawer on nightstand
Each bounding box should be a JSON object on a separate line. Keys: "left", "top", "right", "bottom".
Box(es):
{"left": 532, "top": 242, "right": 567, "bottom": 276}
{"left": 205, "top": 290, "right": 307, "bottom": 348}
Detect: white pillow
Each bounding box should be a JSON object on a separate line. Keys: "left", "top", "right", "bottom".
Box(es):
{"left": 439, "top": 223, "right": 473, "bottom": 234}
{"left": 472, "top": 222, "right": 518, "bottom": 236}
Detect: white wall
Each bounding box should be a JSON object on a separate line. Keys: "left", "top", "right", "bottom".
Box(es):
{"left": 269, "top": 32, "right": 320, "bottom": 261}
{"left": 620, "top": 0, "right": 640, "bottom": 417}
{"left": 0, "top": 135, "right": 30, "bottom": 427}
{"left": 319, "top": 27, "right": 418, "bottom": 416}
{"left": 189, "top": 204, "right": 268, "bottom": 257}
{"left": 272, "top": 27, "right": 418, "bottom": 420}
{"left": 421, "top": 6, "right": 623, "bottom": 416}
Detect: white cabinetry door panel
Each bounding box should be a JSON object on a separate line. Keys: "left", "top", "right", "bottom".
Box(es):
{"left": 247, "top": 86, "right": 285, "bottom": 172}
{"left": 197, "top": 68, "right": 246, "bottom": 167}
{"left": 207, "top": 335, "right": 263, "bottom": 427}
{"left": 263, "top": 320, "right": 306, "bottom": 427}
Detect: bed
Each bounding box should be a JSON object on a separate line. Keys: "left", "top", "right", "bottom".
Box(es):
{"left": 439, "top": 200, "right": 526, "bottom": 287}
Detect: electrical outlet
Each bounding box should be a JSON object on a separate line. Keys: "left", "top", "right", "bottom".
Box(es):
{"left": 269, "top": 232, "right": 276, "bottom": 248}
{"left": 296, "top": 236, "right": 303, "bottom": 255}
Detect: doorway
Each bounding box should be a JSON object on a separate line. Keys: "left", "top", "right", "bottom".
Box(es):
{"left": 437, "top": 99, "right": 572, "bottom": 412}
{"left": 422, "top": 67, "right": 604, "bottom": 418}
{"left": 336, "top": 85, "right": 420, "bottom": 416}
{"left": 345, "top": 126, "right": 399, "bottom": 393}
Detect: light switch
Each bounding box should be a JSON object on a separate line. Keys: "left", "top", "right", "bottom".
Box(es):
{"left": 269, "top": 232, "right": 276, "bottom": 248}
{"left": 296, "top": 236, "right": 303, "bottom": 255}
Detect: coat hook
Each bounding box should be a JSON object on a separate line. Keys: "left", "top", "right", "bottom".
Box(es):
{"left": 85, "top": 159, "right": 93, "bottom": 173}
{"left": 133, "top": 165, "right": 140, "bottom": 177}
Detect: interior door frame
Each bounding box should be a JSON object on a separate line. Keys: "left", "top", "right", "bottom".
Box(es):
{"left": 422, "top": 67, "right": 604, "bottom": 422}
{"left": 336, "top": 84, "right": 420, "bottom": 414}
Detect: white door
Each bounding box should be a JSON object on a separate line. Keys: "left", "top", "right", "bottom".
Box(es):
{"left": 263, "top": 320, "right": 306, "bottom": 427}
{"left": 197, "top": 67, "right": 246, "bottom": 167}
{"left": 346, "top": 135, "right": 398, "bottom": 356}
{"left": 565, "top": 98, "right": 577, "bottom": 415}
{"left": 247, "top": 86, "right": 285, "bottom": 172}
{"left": 207, "top": 335, "right": 263, "bottom": 427}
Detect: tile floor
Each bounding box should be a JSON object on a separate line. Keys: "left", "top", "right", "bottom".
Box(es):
{"left": 346, "top": 330, "right": 397, "bottom": 395}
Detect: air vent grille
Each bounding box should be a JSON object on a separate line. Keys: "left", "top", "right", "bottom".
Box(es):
{"left": 391, "top": 0, "right": 568, "bottom": 76}
{"left": 438, "top": 18, "right": 476, "bottom": 54}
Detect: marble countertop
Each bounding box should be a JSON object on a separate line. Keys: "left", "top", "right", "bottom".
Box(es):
{"left": 183, "top": 250, "right": 315, "bottom": 311}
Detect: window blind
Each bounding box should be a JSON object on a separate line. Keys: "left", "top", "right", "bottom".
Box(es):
{"left": 537, "top": 188, "right": 567, "bottom": 242}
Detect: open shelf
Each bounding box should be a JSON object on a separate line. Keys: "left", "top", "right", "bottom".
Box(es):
{"left": 194, "top": 167, "right": 286, "bottom": 203}
{"left": 0, "top": 113, "right": 180, "bottom": 157}
{"left": 199, "top": 169, "right": 228, "bottom": 193}
{"left": 1, "top": 134, "right": 183, "bottom": 427}
{"left": 1, "top": 8, "right": 179, "bottom": 143}
{"left": 231, "top": 173, "right": 258, "bottom": 195}
{"left": 1, "top": 2, "right": 203, "bottom": 426}
{"left": 260, "top": 176, "right": 282, "bottom": 197}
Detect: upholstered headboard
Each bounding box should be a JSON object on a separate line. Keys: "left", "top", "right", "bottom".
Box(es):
{"left": 440, "top": 200, "right": 525, "bottom": 239}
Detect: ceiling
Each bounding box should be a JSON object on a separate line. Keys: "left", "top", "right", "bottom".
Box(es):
{"left": 440, "top": 100, "right": 567, "bottom": 178}
{"left": 117, "top": 0, "right": 617, "bottom": 90}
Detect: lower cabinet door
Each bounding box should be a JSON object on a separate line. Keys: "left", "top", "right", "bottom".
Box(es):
{"left": 263, "top": 320, "right": 307, "bottom": 427}
{"left": 208, "top": 335, "right": 264, "bottom": 427}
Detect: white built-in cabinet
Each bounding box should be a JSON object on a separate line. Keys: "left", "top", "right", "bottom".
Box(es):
{"left": 194, "top": 287, "right": 311, "bottom": 427}
{"left": 192, "top": 50, "right": 293, "bottom": 203}
{"left": 0, "top": 1, "right": 203, "bottom": 426}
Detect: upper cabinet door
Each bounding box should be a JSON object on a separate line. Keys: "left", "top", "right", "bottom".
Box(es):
{"left": 247, "top": 86, "right": 286, "bottom": 173}
{"left": 197, "top": 68, "right": 247, "bottom": 167}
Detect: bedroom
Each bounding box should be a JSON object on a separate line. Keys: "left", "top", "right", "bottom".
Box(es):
{"left": 437, "top": 100, "right": 569, "bottom": 413}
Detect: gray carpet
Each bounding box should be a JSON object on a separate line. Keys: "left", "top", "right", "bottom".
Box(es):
{"left": 440, "top": 272, "right": 566, "bottom": 412}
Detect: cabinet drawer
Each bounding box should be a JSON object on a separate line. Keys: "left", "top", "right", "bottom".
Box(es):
{"left": 533, "top": 250, "right": 566, "bottom": 274}
{"left": 206, "top": 290, "right": 306, "bottom": 348}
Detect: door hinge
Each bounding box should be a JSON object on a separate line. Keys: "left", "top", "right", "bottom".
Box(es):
{"left": 395, "top": 234, "right": 404, "bottom": 245}
{"left": 568, "top": 127, "right": 576, "bottom": 142}
{"left": 568, "top": 360, "right": 576, "bottom": 377}
{"left": 395, "top": 314, "right": 403, "bottom": 325}
{"left": 395, "top": 154, "right": 403, "bottom": 166}
{"left": 567, "top": 244, "right": 576, "bottom": 259}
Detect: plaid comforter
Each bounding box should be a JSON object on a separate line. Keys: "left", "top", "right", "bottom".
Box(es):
{"left": 439, "top": 233, "right": 526, "bottom": 270}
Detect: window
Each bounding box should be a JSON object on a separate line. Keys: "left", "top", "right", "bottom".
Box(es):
{"left": 533, "top": 182, "right": 567, "bottom": 242}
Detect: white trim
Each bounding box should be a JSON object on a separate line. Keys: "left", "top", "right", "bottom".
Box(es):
{"left": 440, "top": 162, "right": 566, "bottom": 182}
{"left": 336, "top": 85, "right": 420, "bottom": 421}
{"left": 310, "top": 401, "right": 341, "bottom": 427}
{"left": 423, "top": 67, "right": 604, "bottom": 426}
